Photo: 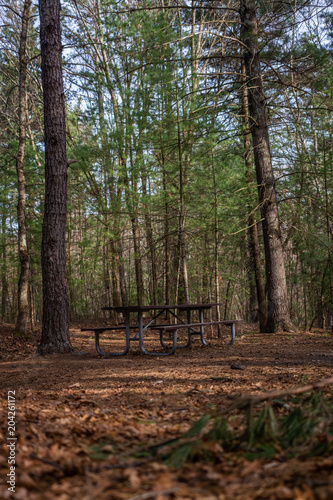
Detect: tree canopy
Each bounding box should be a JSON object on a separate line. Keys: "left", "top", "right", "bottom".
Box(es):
{"left": 0, "top": 0, "right": 332, "bottom": 336}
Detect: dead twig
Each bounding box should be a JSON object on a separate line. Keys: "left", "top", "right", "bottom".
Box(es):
{"left": 185, "top": 387, "right": 205, "bottom": 395}
{"left": 95, "top": 459, "right": 153, "bottom": 470}
{"left": 30, "top": 453, "right": 65, "bottom": 470}
{"left": 227, "top": 376, "right": 333, "bottom": 411}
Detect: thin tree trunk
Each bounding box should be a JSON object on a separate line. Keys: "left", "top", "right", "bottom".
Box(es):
{"left": 161, "top": 143, "right": 170, "bottom": 306}
{"left": 240, "top": 0, "right": 293, "bottom": 332}
{"left": 118, "top": 237, "right": 127, "bottom": 306}
{"left": 224, "top": 278, "right": 231, "bottom": 320}
{"left": 38, "top": 0, "right": 73, "bottom": 353}
{"left": 142, "top": 174, "right": 157, "bottom": 304}
{"left": 176, "top": 90, "right": 189, "bottom": 303}
{"left": 131, "top": 216, "right": 145, "bottom": 306}
{"left": 241, "top": 57, "right": 268, "bottom": 331}
{"left": 110, "top": 238, "right": 122, "bottom": 307}
{"left": 126, "top": 147, "right": 145, "bottom": 306}
{"left": 212, "top": 159, "right": 222, "bottom": 337}
{"left": 94, "top": 69, "right": 125, "bottom": 311}
{"left": 1, "top": 208, "right": 9, "bottom": 323}
{"left": 15, "top": 0, "right": 31, "bottom": 333}
{"left": 67, "top": 210, "right": 76, "bottom": 321}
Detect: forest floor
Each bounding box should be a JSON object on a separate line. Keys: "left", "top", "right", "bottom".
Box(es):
{"left": 0, "top": 321, "right": 333, "bottom": 500}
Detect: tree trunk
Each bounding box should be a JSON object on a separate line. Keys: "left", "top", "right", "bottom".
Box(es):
{"left": 37, "top": 0, "right": 73, "bottom": 354}
{"left": 1, "top": 208, "right": 9, "bottom": 323}
{"left": 176, "top": 90, "right": 189, "bottom": 303}
{"left": 241, "top": 56, "right": 268, "bottom": 331}
{"left": 240, "top": 0, "right": 293, "bottom": 332}
{"left": 212, "top": 159, "right": 222, "bottom": 337}
{"left": 160, "top": 142, "right": 171, "bottom": 307}
{"left": 126, "top": 149, "right": 145, "bottom": 306}
{"left": 142, "top": 174, "right": 158, "bottom": 304}
{"left": 131, "top": 216, "right": 145, "bottom": 306}
{"left": 15, "top": 0, "right": 31, "bottom": 334}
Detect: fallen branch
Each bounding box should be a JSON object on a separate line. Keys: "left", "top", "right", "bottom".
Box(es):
{"left": 227, "top": 376, "right": 333, "bottom": 410}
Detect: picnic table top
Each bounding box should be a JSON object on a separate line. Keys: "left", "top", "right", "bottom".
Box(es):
{"left": 101, "top": 303, "right": 223, "bottom": 313}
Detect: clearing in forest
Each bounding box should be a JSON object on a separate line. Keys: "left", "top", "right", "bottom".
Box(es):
{"left": 0, "top": 324, "right": 333, "bottom": 499}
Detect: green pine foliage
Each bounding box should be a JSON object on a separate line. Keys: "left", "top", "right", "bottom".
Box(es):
{"left": 164, "top": 390, "right": 333, "bottom": 467}
{"left": 0, "top": 0, "right": 332, "bottom": 325}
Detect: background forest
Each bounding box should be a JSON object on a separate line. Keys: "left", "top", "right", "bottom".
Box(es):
{"left": 0, "top": 0, "right": 332, "bottom": 332}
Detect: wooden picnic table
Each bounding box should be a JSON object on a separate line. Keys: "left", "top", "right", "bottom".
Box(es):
{"left": 82, "top": 303, "right": 241, "bottom": 356}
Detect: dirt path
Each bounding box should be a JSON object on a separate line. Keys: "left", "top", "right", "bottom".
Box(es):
{"left": 0, "top": 325, "right": 332, "bottom": 499}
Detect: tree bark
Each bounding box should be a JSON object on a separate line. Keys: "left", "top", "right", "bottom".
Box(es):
{"left": 37, "top": 0, "right": 73, "bottom": 353}
{"left": 160, "top": 141, "right": 171, "bottom": 307}
{"left": 1, "top": 207, "right": 9, "bottom": 323}
{"left": 240, "top": 0, "right": 293, "bottom": 332}
{"left": 176, "top": 90, "right": 189, "bottom": 303}
{"left": 15, "top": 0, "right": 31, "bottom": 334}
{"left": 126, "top": 150, "right": 145, "bottom": 306}
{"left": 241, "top": 56, "right": 268, "bottom": 331}
{"left": 212, "top": 159, "right": 222, "bottom": 337}
{"left": 142, "top": 173, "right": 158, "bottom": 304}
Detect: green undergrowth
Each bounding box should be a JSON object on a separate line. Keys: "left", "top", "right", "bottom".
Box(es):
{"left": 162, "top": 390, "right": 333, "bottom": 467}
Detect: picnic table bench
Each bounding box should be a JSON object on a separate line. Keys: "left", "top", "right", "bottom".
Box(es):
{"left": 150, "top": 320, "right": 243, "bottom": 349}
{"left": 81, "top": 303, "right": 242, "bottom": 356}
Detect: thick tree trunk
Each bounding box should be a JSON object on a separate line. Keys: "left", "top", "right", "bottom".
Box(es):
{"left": 37, "top": 0, "right": 73, "bottom": 353}
{"left": 15, "top": 0, "right": 31, "bottom": 334}
{"left": 240, "top": 0, "right": 293, "bottom": 332}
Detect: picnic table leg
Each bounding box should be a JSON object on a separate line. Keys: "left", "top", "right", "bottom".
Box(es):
{"left": 166, "top": 310, "right": 192, "bottom": 347}
{"left": 159, "top": 330, "right": 170, "bottom": 348}
{"left": 94, "top": 327, "right": 130, "bottom": 356}
{"left": 140, "top": 327, "right": 177, "bottom": 355}
{"left": 138, "top": 311, "right": 148, "bottom": 354}
{"left": 159, "top": 328, "right": 190, "bottom": 350}
{"left": 95, "top": 332, "right": 103, "bottom": 355}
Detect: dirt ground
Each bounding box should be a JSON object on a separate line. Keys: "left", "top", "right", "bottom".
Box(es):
{"left": 0, "top": 322, "right": 332, "bottom": 500}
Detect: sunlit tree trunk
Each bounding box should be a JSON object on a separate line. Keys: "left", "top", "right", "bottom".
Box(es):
{"left": 15, "top": 0, "right": 31, "bottom": 333}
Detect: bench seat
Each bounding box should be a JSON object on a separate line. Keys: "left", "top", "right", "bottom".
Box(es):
{"left": 81, "top": 323, "right": 180, "bottom": 333}
{"left": 150, "top": 319, "right": 242, "bottom": 345}
{"left": 150, "top": 320, "right": 242, "bottom": 330}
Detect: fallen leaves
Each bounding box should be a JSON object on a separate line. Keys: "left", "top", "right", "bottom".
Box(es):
{"left": 0, "top": 326, "right": 333, "bottom": 499}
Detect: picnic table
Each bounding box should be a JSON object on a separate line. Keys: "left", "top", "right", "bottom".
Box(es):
{"left": 82, "top": 303, "right": 242, "bottom": 356}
